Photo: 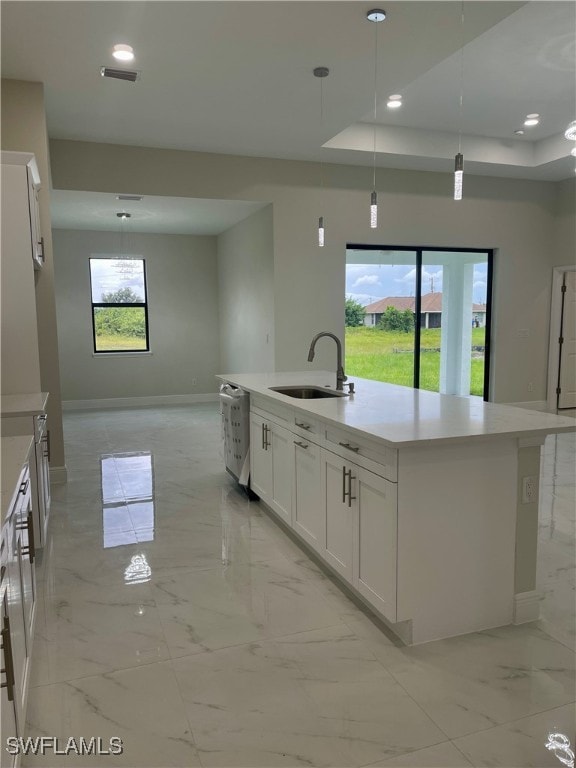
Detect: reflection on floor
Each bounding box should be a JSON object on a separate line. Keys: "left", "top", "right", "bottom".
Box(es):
{"left": 25, "top": 406, "right": 575, "bottom": 767}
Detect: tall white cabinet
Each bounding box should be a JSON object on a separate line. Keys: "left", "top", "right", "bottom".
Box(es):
{"left": 1, "top": 151, "right": 43, "bottom": 396}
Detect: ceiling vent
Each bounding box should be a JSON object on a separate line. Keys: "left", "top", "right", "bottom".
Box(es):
{"left": 100, "top": 67, "right": 140, "bottom": 82}
{"left": 116, "top": 195, "right": 143, "bottom": 201}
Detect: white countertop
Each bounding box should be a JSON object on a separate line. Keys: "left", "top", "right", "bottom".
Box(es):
{"left": 1, "top": 435, "right": 33, "bottom": 524}
{"left": 217, "top": 372, "right": 576, "bottom": 448}
{"left": 1, "top": 391, "right": 49, "bottom": 418}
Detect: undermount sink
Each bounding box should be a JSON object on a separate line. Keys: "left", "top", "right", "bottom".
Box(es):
{"left": 269, "top": 385, "right": 348, "bottom": 399}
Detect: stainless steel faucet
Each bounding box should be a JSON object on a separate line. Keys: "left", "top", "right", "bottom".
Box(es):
{"left": 307, "top": 331, "right": 348, "bottom": 391}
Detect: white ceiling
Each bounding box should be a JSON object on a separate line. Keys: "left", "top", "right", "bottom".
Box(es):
{"left": 2, "top": 1, "right": 575, "bottom": 232}
{"left": 50, "top": 191, "right": 266, "bottom": 235}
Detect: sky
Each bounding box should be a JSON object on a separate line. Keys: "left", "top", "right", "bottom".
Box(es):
{"left": 346, "top": 262, "right": 488, "bottom": 306}
{"left": 90, "top": 257, "right": 145, "bottom": 303}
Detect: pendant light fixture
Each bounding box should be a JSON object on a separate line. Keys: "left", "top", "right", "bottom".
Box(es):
{"left": 115, "top": 211, "right": 135, "bottom": 274}
{"left": 314, "top": 66, "right": 329, "bottom": 247}
{"left": 454, "top": 1, "right": 465, "bottom": 201}
{"left": 367, "top": 9, "right": 386, "bottom": 228}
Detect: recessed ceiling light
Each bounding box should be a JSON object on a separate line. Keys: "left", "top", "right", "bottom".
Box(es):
{"left": 113, "top": 44, "right": 134, "bottom": 62}
{"left": 367, "top": 9, "right": 386, "bottom": 22}
{"left": 387, "top": 94, "right": 402, "bottom": 108}
{"left": 514, "top": 129, "right": 525, "bottom": 135}
{"left": 565, "top": 120, "right": 576, "bottom": 140}
{"left": 523, "top": 113, "right": 540, "bottom": 127}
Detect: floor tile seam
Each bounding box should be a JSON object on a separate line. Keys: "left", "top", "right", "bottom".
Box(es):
{"left": 28, "top": 654, "right": 176, "bottom": 690}
{"left": 448, "top": 700, "right": 576, "bottom": 745}
{"left": 536, "top": 624, "right": 576, "bottom": 653}
{"left": 163, "top": 622, "right": 351, "bottom": 664}
{"left": 355, "top": 737, "right": 471, "bottom": 768}
{"left": 369, "top": 664, "right": 457, "bottom": 743}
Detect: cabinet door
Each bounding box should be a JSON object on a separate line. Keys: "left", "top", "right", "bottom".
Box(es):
{"left": 1, "top": 591, "right": 19, "bottom": 768}
{"left": 322, "top": 450, "right": 355, "bottom": 583}
{"left": 250, "top": 413, "right": 272, "bottom": 501}
{"left": 270, "top": 423, "right": 293, "bottom": 525}
{"left": 6, "top": 521, "right": 28, "bottom": 733}
{"left": 293, "top": 439, "right": 323, "bottom": 551}
{"left": 35, "top": 434, "right": 50, "bottom": 546}
{"left": 356, "top": 467, "right": 397, "bottom": 622}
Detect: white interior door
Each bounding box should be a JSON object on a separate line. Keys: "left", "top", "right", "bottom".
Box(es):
{"left": 558, "top": 271, "right": 576, "bottom": 409}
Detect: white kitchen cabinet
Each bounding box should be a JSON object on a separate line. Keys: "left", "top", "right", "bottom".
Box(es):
{"left": 322, "top": 450, "right": 355, "bottom": 582}
{"left": 249, "top": 411, "right": 293, "bottom": 525}
{"left": 292, "top": 436, "right": 323, "bottom": 552}
{"left": 321, "top": 449, "right": 397, "bottom": 621}
{"left": 1, "top": 590, "right": 18, "bottom": 768}
{"left": 1, "top": 395, "right": 51, "bottom": 550}
{"left": 355, "top": 465, "right": 397, "bottom": 622}
{"left": 1, "top": 439, "right": 36, "bottom": 755}
{"left": 250, "top": 412, "right": 272, "bottom": 502}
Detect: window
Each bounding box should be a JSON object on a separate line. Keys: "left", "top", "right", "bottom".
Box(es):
{"left": 89, "top": 258, "right": 149, "bottom": 353}
{"left": 345, "top": 246, "right": 493, "bottom": 399}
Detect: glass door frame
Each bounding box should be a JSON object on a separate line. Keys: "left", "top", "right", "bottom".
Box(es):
{"left": 347, "top": 244, "right": 494, "bottom": 400}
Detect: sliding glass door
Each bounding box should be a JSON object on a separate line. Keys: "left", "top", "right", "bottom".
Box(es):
{"left": 345, "top": 246, "right": 492, "bottom": 399}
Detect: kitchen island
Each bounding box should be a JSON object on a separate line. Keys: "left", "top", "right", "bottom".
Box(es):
{"left": 217, "top": 371, "right": 575, "bottom": 644}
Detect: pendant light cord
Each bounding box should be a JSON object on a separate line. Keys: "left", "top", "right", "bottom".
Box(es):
{"left": 373, "top": 18, "right": 378, "bottom": 189}
{"left": 320, "top": 74, "right": 325, "bottom": 192}
{"left": 458, "top": 0, "right": 464, "bottom": 154}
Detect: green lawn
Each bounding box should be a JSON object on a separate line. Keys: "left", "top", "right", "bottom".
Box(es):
{"left": 345, "top": 327, "right": 485, "bottom": 396}
{"left": 95, "top": 333, "right": 148, "bottom": 352}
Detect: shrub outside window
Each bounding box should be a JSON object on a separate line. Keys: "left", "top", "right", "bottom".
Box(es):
{"left": 89, "top": 258, "right": 150, "bottom": 353}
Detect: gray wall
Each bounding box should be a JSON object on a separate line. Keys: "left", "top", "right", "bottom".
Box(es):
{"left": 217, "top": 205, "right": 274, "bottom": 374}
{"left": 53, "top": 229, "right": 220, "bottom": 401}
{"left": 50, "top": 138, "right": 575, "bottom": 405}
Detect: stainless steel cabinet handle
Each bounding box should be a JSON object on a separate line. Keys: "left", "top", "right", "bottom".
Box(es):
{"left": 339, "top": 441, "right": 359, "bottom": 453}
{"left": 347, "top": 471, "right": 357, "bottom": 507}
{"left": 342, "top": 465, "right": 347, "bottom": 503}
{"left": 263, "top": 424, "right": 271, "bottom": 450}
{"left": 18, "top": 479, "right": 30, "bottom": 495}
{"left": 17, "top": 511, "right": 35, "bottom": 564}
{"left": 294, "top": 441, "right": 309, "bottom": 449}
{"left": 261, "top": 422, "right": 266, "bottom": 450}
{"left": 1, "top": 614, "right": 15, "bottom": 701}
{"left": 295, "top": 422, "right": 312, "bottom": 431}
{"left": 46, "top": 430, "right": 51, "bottom": 462}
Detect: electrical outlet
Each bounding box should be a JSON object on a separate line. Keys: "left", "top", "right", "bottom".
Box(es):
{"left": 522, "top": 475, "right": 537, "bottom": 504}
{"left": 191, "top": 378, "right": 197, "bottom": 386}
{"left": 527, "top": 382, "right": 534, "bottom": 393}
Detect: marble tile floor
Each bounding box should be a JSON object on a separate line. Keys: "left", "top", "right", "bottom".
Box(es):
{"left": 24, "top": 405, "right": 575, "bottom": 768}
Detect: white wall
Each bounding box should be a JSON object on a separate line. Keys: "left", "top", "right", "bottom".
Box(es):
{"left": 49, "top": 139, "right": 574, "bottom": 404}
{"left": 53, "top": 229, "right": 220, "bottom": 401}
{"left": 217, "top": 205, "right": 274, "bottom": 373}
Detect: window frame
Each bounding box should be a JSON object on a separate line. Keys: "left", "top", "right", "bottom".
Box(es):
{"left": 89, "top": 257, "right": 150, "bottom": 354}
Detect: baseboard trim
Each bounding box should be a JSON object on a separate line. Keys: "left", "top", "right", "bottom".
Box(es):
{"left": 505, "top": 400, "right": 548, "bottom": 412}
{"left": 513, "top": 590, "right": 541, "bottom": 624}
{"left": 49, "top": 465, "right": 68, "bottom": 484}
{"left": 62, "top": 394, "right": 219, "bottom": 411}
